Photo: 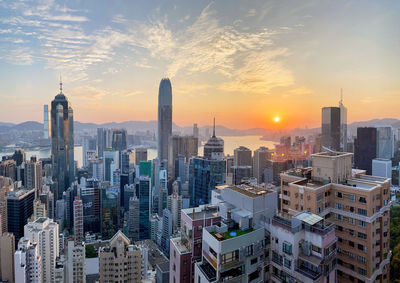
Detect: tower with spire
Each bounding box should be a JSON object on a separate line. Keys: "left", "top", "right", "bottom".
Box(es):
{"left": 203, "top": 118, "right": 224, "bottom": 160}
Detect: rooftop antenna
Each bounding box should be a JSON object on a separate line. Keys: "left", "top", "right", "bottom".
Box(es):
{"left": 339, "top": 88, "right": 343, "bottom": 105}
{"left": 212, "top": 117, "right": 216, "bottom": 137}
{"left": 59, "top": 75, "right": 63, "bottom": 94}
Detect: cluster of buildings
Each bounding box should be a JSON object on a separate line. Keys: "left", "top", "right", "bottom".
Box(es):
{"left": 0, "top": 78, "right": 395, "bottom": 283}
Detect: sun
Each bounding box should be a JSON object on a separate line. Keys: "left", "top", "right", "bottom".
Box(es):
{"left": 274, "top": 116, "right": 280, "bottom": 123}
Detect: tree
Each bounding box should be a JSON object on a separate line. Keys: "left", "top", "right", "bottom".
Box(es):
{"left": 85, "top": 244, "right": 98, "bottom": 258}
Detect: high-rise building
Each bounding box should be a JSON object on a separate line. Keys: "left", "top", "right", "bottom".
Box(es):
{"left": 139, "top": 176, "right": 151, "bottom": 240}
{"left": 6, "top": 188, "right": 35, "bottom": 243}
{"left": 189, "top": 157, "right": 226, "bottom": 206}
{"left": 321, "top": 106, "right": 341, "bottom": 151}
{"left": 101, "top": 186, "right": 120, "bottom": 239}
{"left": 372, "top": 158, "right": 392, "bottom": 179}
{"left": 376, "top": 125, "right": 394, "bottom": 160}
{"left": 121, "top": 149, "right": 134, "bottom": 174}
{"left": 203, "top": 119, "right": 224, "bottom": 160}
{"left": 14, "top": 238, "right": 42, "bottom": 283}
{"left": 32, "top": 199, "right": 47, "bottom": 220}
{"left": 160, "top": 208, "right": 172, "bottom": 255}
{"left": 280, "top": 151, "right": 391, "bottom": 283}
{"left": 232, "top": 165, "right": 252, "bottom": 184}
{"left": 135, "top": 148, "right": 148, "bottom": 165}
{"left": 0, "top": 231, "right": 15, "bottom": 283}
{"left": 167, "top": 185, "right": 182, "bottom": 233}
{"left": 253, "top": 146, "right": 272, "bottom": 184}
{"left": 99, "top": 231, "right": 142, "bottom": 282}
{"left": 51, "top": 81, "right": 74, "bottom": 199}
{"left": 169, "top": 135, "right": 198, "bottom": 180}
{"left": 73, "top": 196, "right": 84, "bottom": 244}
{"left": 339, "top": 92, "right": 348, "bottom": 151}
{"left": 112, "top": 129, "right": 127, "bottom": 151}
{"left": 193, "top": 123, "right": 199, "bottom": 138}
{"left": 103, "top": 149, "right": 119, "bottom": 182}
{"left": 66, "top": 240, "right": 86, "bottom": 283}
{"left": 43, "top": 104, "right": 50, "bottom": 139}
{"left": 82, "top": 135, "right": 96, "bottom": 168}
{"left": 158, "top": 78, "right": 173, "bottom": 168}
{"left": 128, "top": 195, "right": 140, "bottom": 242}
{"left": 354, "top": 127, "right": 377, "bottom": 175}
{"left": 23, "top": 217, "right": 59, "bottom": 282}
{"left": 97, "top": 128, "right": 105, "bottom": 158}
{"left": 233, "top": 146, "right": 252, "bottom": 167}
{"left": 24, "top": 156, "right": 43, "bottom": 197}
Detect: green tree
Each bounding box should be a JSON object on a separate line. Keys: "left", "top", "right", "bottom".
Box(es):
{"left": 85, "top": 244, "right": 98, "bottom": 258}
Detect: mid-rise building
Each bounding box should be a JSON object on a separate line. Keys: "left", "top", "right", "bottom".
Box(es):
{"left": 99, "top": 231, "right": 142, "bottom": 282}
{"left": 280, "top": 151, "right": 391, "bottom": 282}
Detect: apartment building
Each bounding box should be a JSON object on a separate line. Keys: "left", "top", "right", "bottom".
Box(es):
{"left": 270, "top": 211, "right": 337, "bottom": 283}
{"left": 14, "top": 238, "right": 43, "bottom": 283}
{"left": 66, "top": 240, "right": 86, "bottom": 283}
{"left": 99, "top": 230, "right": 142, "bottom": 282}
{"left": 280, "top": 151, "right": 391, "bottom": 283}
{"left": 170, "top": 205, "right": 221, "bottom": 283}
{"left": 194, "top": 183, "right": 277, "bottom": 283}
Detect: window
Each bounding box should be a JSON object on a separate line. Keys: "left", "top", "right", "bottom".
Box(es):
{"left": 248, "top": 270, "right": 259, "bottom": 281}
{"left": 358, "top": 197, "right": 367, "bottom": 204}
{"left": 245, "top": 245, "right": 253, "bottom": 257}
{"left": 358, "top": 244, "right": 366, "bottom": 252}
{"left": 358, "top": 232, "right": 367, "bottom": 240}
{"left": 358, "top": 220, "right": 366, "bottom": 227}
{"left": 284, "top": 258, "right": 291, "bottom": 269}
{"left": 283, "top": 200, "right": 290, "bottom": 205}
{"left": 334, "top": 213, "right": 343, "bottom": 220}
{"left": 358, "top": 268, "right": 367, "bottom": 275}
{"left": 317, "top": 194, "right": 323, "bottom": 202}
{"left": 251, "top": 257, "right": 258, "bottom": 265}
{"left": 221, "top": 250, "right": 238, "bottom": 264}
{"left": 209, "top": 247, "right": 217, "bottom": 258}
{"left": 311, "top": 245, "right": 322, "bottom": 254}
{"left": 335, "top": 203, "right": 342, "bottom": 210}
{"left": 348, "top": 252, "right": 354, "bottom": 259}
{"left": 357, "top": 255, "right": 366, "bottom": 264}
{"left": 283, "top": 242, "right": 292, "bottom": 255}
{"left": 335, "top": 192, "right": 343, "bottom": 198}
{"left": 349, "top": 241, "right": 354, "bottom": 247}
{"left": 358, "top": 208, "right": 367, "bottom": 216}
{"left": 283, "top": 190, "right": 289, "bottom": 196}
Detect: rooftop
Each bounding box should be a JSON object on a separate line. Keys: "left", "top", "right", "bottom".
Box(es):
{"left": 226, "top": 183, "right": 274, "bottom": 198}
{"left": 311, "top": 151, "right": 353, "bottom": 158}
{"left": 171, "top": 237, "right": 190, "bottom": 254}
{"left": 211, "top": 228, "right": 254, "bottom": 241}
{"left": 182, "top": 205, "right": 219, "bottom": 221}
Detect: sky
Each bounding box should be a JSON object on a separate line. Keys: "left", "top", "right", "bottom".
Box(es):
{"left": 0, "top": 0, "right": 399, "bottom": 129}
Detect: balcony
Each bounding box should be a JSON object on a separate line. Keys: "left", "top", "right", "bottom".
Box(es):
{"left": 295, "top": 264, "right": 322, "bottom": 281}
{"left": 198, "top": 261, "right": 217, "bottom": 282}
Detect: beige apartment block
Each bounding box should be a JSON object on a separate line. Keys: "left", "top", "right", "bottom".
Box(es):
{"left": 279, "top": 152, "right": 391, "bottom": 283}
{"left": 99, "top": 231, "right": 142, "bottom": 283}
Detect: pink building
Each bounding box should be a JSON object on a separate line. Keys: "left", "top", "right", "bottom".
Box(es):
{"left": 170, "top": 205, "right": 221, "bottom": 283}
{"left": 73, "top": 196, "right": 84, "bottom": 243}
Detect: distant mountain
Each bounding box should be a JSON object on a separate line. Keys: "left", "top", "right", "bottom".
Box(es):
{"left": 0, "top": 122, "right": 14, "bottom": 127}
{"left": 12, "top": 121, "right": 43, "bottom": 131}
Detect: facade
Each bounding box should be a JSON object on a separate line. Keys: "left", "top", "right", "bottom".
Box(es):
{"left": 169, "top": 135, "right": 199, "bottom": 180}
{"left": 372, "top": 158, "right": 392, "bottom": 179}
{"left": 6, "top": 188, "right": 35, "bottom": 243}
{"left": 234, "top": 146, "right": 252, "bottom": 167}
{"left": 280, "top": 151, "right": 391, "bottom": 283}
{"left": 232, "top": 165, "right": 252, "bottom": 185}
{"left": 170, "top": 205, "right": 221, "bottom": 283}
{"left": 0, "top": 231, "right": 15, "bottom": 283}
{"left": 103, "top": 149, "right": 119, "bottom": 182}
{"left": 82, "top": 135, "right": 96, "bottom": 168}
{"left": 101, "top": 186, "right": 120, "bottom": 239}
{"left": 51, "top": 82, "right": 74, "bottom": 199}
{"left": 24, "top": 157, "right": 43, "bottom": 197}
{"left": 14, "top": 238, "right": 42, "bottom": 283}
{"left": 270, "top": 212, "right": 337, "bottom": 283}
{"left": 73, "top": 196, "right": 84, "bottom": 243}
{"left": 112, "top": 128, "right": 127, "bottom": 152}
{"left": 128, "top": 195, "right": 140, "bottom": 242}
{"left": 189, "top": 157, "right": 226, "bottom": 206}
{"left": 139, "top": 176, "right": 151, "bottom": 240}
{"left": 23, "top": 217, "right": 59, "bottom": 283}
{"left": 354, "top": 127, "right": 377, "bottom": 175}
{"left": 99, "top": 231, "right": 142, "bottom": 282}
{"left": 158, "top": 78, "right": 173, "bottom": 167}
{"left": 66, "top": 240, "right": 86, "bottom": 283}
{"left": 253, "top": 146, "right": 272, "bottom": 184}
{"left": 203, "top": 120, "right": 224, "bottom": 160}
{"left": 376, "top": 126, "right": 394, "bottom": 160}
{"left": 43, "top": 104, "right": 50, "bottom": 139}
{"left": 135, "top": 148, "right": 148, "bottom": 165}
{"left": 167, "top": 186, "right": 182, "bottom": 233}
{"left": 321, "top": 107, "right": 341, "bottom": 151}
{"left": 339, "top": 96, "right": 348, "bottom": 151}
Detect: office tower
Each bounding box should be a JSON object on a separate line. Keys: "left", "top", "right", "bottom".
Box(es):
{"left": 280, "top": 152, "right": 391, "bottom": 282}
{"left": 232, "top": 165, "right": 252, "bottom": 184}
{"left": 24, "top": 157, "right": 43, "bottom": 197}
{"left": 339, "top": 92, "right": 348, "bottom": 151}
{"left": 189, "top": 157, "right": 226, "bottom": 206}
{"left": 73, "top": 196, "right": 84, "bottom": 244}
{"left": 97, "top": 128, "right": 105, "bottom": 158}
{"left": 12, "top": 149, "right": 26, "bottom": 167}
{"left": 24, "top": 217, "right": 59, "bottom": 282}
{"left": 372, "top": 158, "right": 392, "bottom": 179}
{"left": 51, "top": 81, "right": 74, "bottom": 199}
{"left": 82, "top": 135, "right": 97, "bottom": 168}
{"left": 376, "top": 125, "right": 394, "bottom": 160}
{"left": 175, "top": 156, "right": 189, "bottom": 183}
{"left": 101, "top": 186, "right": 120, "bottom": 239}
{"left": 103, "top": 149, "right": 119, "bottom": 182}
{"left": 167, "top": 185, "right": 182, "bottom": 233}
{"left": 169, "top": 135, "right": 199, "bottom": 180}
{"left": 63, "top": 186, "right": 75, "bottom": 231}
{"left": 112, "top": 169, "right": 120, "bottom": 187}
{"left": 139, "top": 176, "right": 151, "bottom": 240}
{"left": 121, "top": 149, "right": 134, "bottom": 174}
{"left": 32, "top": 199, "right": 47, "bottom": 220}
{"left": 253, "top": 146, "right": 272, "bottom": 183}
{"left": 128, "top": 196, "right": 140, "bottom": 242}
{"left": 194, "top": 184, "right": 277, "bottom": 283}
{"left": 89, "top": 158, "right": 103, "bottom": 181}
{"left": 79, "top": 183, "right": 100, "bottom": 234}
{"left": 193, "top": 123, "right": 199, "bottom": 138}
{"left": 6, "top": 188, "right": 35, "bottom": 243}
{"left": 170, "top": 205, "right": 221, "bottom": 283}
{"left": 43, "top": 104, "right": 50, "bottom": 139}
{"left": 158, "top": 78, "right": 173, "bottom": 167}
{"left": 354, "top": 127, "right": 377, "bottom": 175}
{"left": 99, "top": 231, "right": 142, "bottom": 282}
{"left": 135, "top": 148, "right": 148, "bottom": 165}
{"left": 321, "top": 107, "right": 341, "bottom": 151}
{"left": 158, "top": 170, "right": 168, "bottom": 216}
{"left": 139, "top": 160, "right": 152, "bottom": 178}
{"left": 160, "top": 208, "right": 172, "bottom": 254}
{"left": 270, "top": 211, "right": 337, "bottom": 282}
{"left": 112, "top": 128, "right": 127, "bottom": 151}
{"left": 234, "top": 146, "right": 252, "bottom": 167}
{"left": 66, "top": 240, "right": 86, "bottom": 283}
{"left": 0, "top": 231, "right": 15, "bottom": 283}
{"left": 14, "top": 238, "right": 42, "bottom": 283}
{"left": 0, "top": 160, "right": 16, "bottom": 181}
{"left": 203, "top": 119, "right": 224, "bottom": 160}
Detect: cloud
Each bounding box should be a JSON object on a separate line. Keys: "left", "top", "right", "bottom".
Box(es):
{"left": 68, "top": 85, "right": 107, "bottom": 100}
{"left": 124, "top": 90, "right": 143, "bottom": 97}
{"left": 247, "top": 9, "right": 256, "bottom": 17}
{"left": 281, "top": 86, "right": 313, "bottom": 98}
{"left": 2, "top": 47, "right": 34, "bottom": 65}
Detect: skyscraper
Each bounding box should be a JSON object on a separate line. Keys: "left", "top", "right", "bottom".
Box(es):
{"left": 43, "top": 104, "right": 50, "bottom": 139}
{"left": 203, "top": 118, "right": 224, "bottom": 160}
{"left": 51, "top": 80, "right": 74, "bottom": 199}
{"left": 339, "top": 91, "right": 348, "bottom": 151}
{"left": 139, "top": 176, "right": 151, "bottom": 240}
{"left": 168, "top": 135, "right": 198, "bottom": 180}
{"left": 157, "top": 78, "right": 172, "bottom": 168}
{"left": 376, "top": 125, "right": 394, "bottom": 160}
{"left": 321, "top": 106, "right": 341, "bottom": 151}
{"left": 112, "top": 129, "right": 127, "bottom": 151}
{"left": 354, "top": 127, "right": 377, "bottom": 175}
{"left": 253, "top": 146, "right": 272, "bottom": 183}
{"left": 73, "top": 196, "right": 84, "bottom": 244}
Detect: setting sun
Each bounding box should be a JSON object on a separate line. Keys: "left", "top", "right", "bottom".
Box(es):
{"left": 274, "top": 116, "right": 281, "bottom": 123}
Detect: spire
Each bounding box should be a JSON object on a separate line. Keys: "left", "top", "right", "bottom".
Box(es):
{"left": 212, "top": 117, "right": 216, "bottom": 137}
{"left": 59, "top": 75, "right": 63, "bottom": 94}
{"left": 339, "top": 88, "right": 343, "bottom": 105}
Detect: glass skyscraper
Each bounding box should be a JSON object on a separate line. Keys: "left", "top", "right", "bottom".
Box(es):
{"left": 157, "top": 78, "right": 172, "bottom": 168}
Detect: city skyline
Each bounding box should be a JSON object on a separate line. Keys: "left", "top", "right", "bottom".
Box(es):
{"left": 0, "top": 0, "right": 399, "bottom": 129}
